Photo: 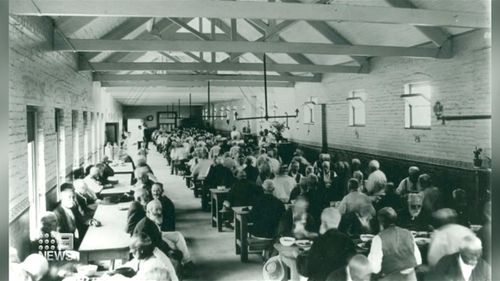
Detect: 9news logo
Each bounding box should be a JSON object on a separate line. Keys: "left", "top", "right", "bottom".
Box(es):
{"left": 37, "top": 233, "right": 77, "bottom": 261}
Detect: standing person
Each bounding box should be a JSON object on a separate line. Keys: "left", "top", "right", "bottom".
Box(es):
{"left": 298, "top": 207, "right": 356, "bottom": 281}
{"left": 337, "top": 179, "right": 372, "bottom": 215}
{"left": 367, "top": 207, "right": 421, "bottom": 281}
{"left": 427, "top": 236, "right": 490, "bottom": 281}
{"left": 365, "top": 160, "right": 387, "bottom": 196}
{"left": 395, "top": 166, "right": 421, "bottom": 198}
{"left": 230, "top": 125, "right": 241, "bottom": 140}
{"left": 247, "top": 180, "right": 286, "bottom": 239}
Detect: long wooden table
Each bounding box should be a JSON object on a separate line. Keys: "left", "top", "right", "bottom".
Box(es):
{"left": 78, "top": 202, "right": 131, "bottom": 267}
{"left": 210, "top": 188, "right": 230, "bottom": 232}
{"left": 109, "top": 162, "right": 134, "bottom": 184}
{"left": 100, "top": 174, "right": 133, "bottom": 198}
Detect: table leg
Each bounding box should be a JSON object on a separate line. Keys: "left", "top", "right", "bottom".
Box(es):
{"left": 240, "top": 215, "right": 248, "bottom": 262}
{"left": 211, "top": 195, "right": 216, "bottom": 228}
{"left": 216, "top": 197, "right": 223, "bottom": 232}
{"left": 235, "top": 215, "right": 241, "bottom": 255}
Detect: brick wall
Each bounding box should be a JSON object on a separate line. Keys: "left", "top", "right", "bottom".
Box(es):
{"left": 213, "top": 30, "right": 491, "bottom": 170}
{"left": 9, "top": 15, "right": 123, "bottom": 258}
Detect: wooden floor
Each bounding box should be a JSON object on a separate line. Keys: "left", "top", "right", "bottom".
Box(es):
{"left": 146, "top": 147, "right": 264, "bottom": 281}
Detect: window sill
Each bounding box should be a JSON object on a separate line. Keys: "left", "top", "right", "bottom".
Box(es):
{"left": 303, "top": 122, "right": 316, "bottom": 125}
{"left": 349, "top": 125, "right": 366, "bottom": 127}
{"left": 405, "top": 126, "right": 431, "bottom": 130}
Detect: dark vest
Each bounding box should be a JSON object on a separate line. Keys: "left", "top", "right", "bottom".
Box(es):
{"left": 379, "top": 226, "right": 417, "bottom": 275}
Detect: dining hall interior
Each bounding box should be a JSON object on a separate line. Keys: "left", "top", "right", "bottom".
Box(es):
{"left": 7, "top": 0, "right": 492, "bottom": 281}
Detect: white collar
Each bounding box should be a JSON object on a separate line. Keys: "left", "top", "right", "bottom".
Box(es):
{"left": 346, "top": 267, "right": 353, "bottom": 281}
{"left": 458, "top": 255, "right": 476, "bottom": 281}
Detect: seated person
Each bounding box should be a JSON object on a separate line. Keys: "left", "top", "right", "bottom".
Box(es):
{"left": 451, "top": 188, "right": 472, "bottom": 227}
{"left": 136, "top": 157, "right": 158, "bottom": 183}
{"left": 272, "top": 165, "right": 296, "bottom": 203}
{"left": 224, "top": 169, "right": 263, "bottom": 208}
{"left": 84, "top": 167, "right": 105, "bottom": 194}
{"left": 100, "top": 156, "right": 115, "bottom": 178}
{"left": 110, "top": 232, "right": 178, "bottom": 281}
{"left": 204, "top": 156, "right": 235, "bottom": 189}
{"left": 288, "top": 160, "right": 303, "bottom": 184}
{"left": 427, "top": 208, "right": 475, "bottom": 267}
{"left": 395, "top": 166, "right": 421, "bottom": 198}
{"left": 338, "top": 204, "right": 378, "bottom": 239}
{"left": 243, "top": 156, "right": 259, "bottom": 183}
{"left": 338, "top": 179, "right": 372, "bottom": 215}
{"left": 326, "top": 254, "right": 373, "bottom": 281}
{"left": 53, "top": 183, "right": 101, "bottom": 248}
{"left": 427, "top": 235, "right": 490, "bottom": 281}
{"left": 10, "top": 254, "right": 49, "bottom": 281}
{"left": 289, "top": 175, "right": 329, "bottom": 228}
{"left": 398, "top": 193, "right": 431, "bottom": 232}
{"left": 367, "top": 207, "right": 422, "bottom": 281}
{"left": 190, "top": 152, "right": 212, "bottom": 180}
{"left": 373, "top": 182, "right": 404, "bottom": 213}
{"left": 127, "top": 188, "right": 152, "bottom": 235}
{"left": 151, "top": 183, "right": 176, "bottom": 231}
{"left": 420, "top": 174, "right": 442, "bottom": 216}
{"left": 277, "top": 196, "right": 317, "bottom": 239}
{"left": 299, "top": 208, "right": 356, "bottom": 281}
{"left": 248, "top": 180, "right": 286, "bottom": 239}
{"left": 95, "top": 163, "right": 115, "bottom": 186}
{"left": 134, "top": 200, "right": 193, "bottom": 269}
{"left": 73, "top": 179, "right": 99, "bottom": 210}
{"left": 133, "top": 167, "right": 155, "bottom": 193}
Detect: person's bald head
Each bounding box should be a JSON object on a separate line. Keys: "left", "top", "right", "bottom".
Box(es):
{"left": 348, "top": 254, "right": 372, "bottom": 281}
{"left": 368, "top": 160, "right": 380, "bottom": 172}
{"left": 89, "top": 167, "right": 100, "bottom": 177}
{"left": 377, "top": 207, "right": 397, "bottom": 229}
{"left": 73, "top": 179, "right": 87, "bottom": 194}
{"left": 459, "top": 235, "right": 483, "bottom": 266}
{"left": 134, "top": 188, "right": 152, "bottom": 207}
{"left": 432, "top": 208, "right": 457, "bottom": 228}
{"left": 134, "top": 167, "right": 149, "bottom": 183}
{"left": 21, "top": 254, "right": 49, "bottom": 281}
{"left": 40, "top": 211, "right": 58, "bottom": 233}
{"left": 319, "top": 207, "right": 341, "bottom": 234}
{"left": 408, "top": 193, "right": 424, "bottom": 217}
{"left": 262, "top": 180, "right": 275, "bottom": 194}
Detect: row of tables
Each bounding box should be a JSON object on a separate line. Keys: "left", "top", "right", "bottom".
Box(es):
{"left": 77, "top": 163, "right": 134, "bottom": 268}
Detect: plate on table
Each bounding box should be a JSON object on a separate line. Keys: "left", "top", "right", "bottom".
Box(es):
{"left": 295, "top": 240, "right": 313, "bottom": 250}
{"left": 360, "top": 234, "right": 374, "bottom": 242}
{"left": 414, "top": 237, "right": 430, "bottom": 246}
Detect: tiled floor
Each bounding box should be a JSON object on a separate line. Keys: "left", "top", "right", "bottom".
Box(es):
{"left": 146, "top": 147, "right": 264, "bottom": 281}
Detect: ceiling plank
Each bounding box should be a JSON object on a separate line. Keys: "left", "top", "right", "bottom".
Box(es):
{"left": 56, "top": 17, "right": 97, "bottom": 35}
{"left": 11, "top": 0, "right": 490, "bottom": 29}
{"left": 83, "top": 17, "right": 150, "bottom": 61}
{"left": 384, "top": 0, "right": 450, "bottom": 47}
{"left": 94, "top": 73, "right": 320, "bottom": 83}
{"left": 101, "top": 80, "right": 295, "bottom": 88}
{"left": 63, "top": 39, "right": 446, "bottom": 58}
{"left": 80, "top": 61, "right": 366, "bottom": 74}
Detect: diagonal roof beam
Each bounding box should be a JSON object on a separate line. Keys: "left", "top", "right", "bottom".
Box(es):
{"left": 168, "top": 17, "right": 211, "bottom": 41}
{"left": 56, "top": 16, "right": 97, "bottom": 35}
{"left": 83, "top": 17, "right": 150, "bottom": 61}
{"left": 384, "top": 0, "right": 450, "bottom": 47}
{"left": 11, "top": 0, "right": 489, "bottom": 28}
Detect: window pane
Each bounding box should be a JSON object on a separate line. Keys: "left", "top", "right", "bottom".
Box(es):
{"left": 411, "top": 105, "right": 431, "bottom": 127}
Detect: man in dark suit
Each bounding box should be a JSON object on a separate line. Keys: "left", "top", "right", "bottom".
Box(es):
{"left": 248, "top": 180, "right": 285, "bottom": 239}
{"left": 326, "top": 254, "right": 373, "bottom": 281}
{"left": 243, "top": 156, "right": 259, "bottom": 183}
{"left": 225, "top": 169, "right": 263, "bottom": 208}
{"left": 151, "top": 182, "right": 176, "bottom": 231}
{"left": 133, "top": 200, "right": 193, "bottom": 268}
{"left": 427, "top": 235, "right": 490, "bottom": 281}
{"left": 299, "top": 207, "right": 356, "bottom": 281}
{"left": 126, "top": 187, "right": 151, "bottom": 234}
{"left": 53, "top": 183, "right": 101, "bottom": 248}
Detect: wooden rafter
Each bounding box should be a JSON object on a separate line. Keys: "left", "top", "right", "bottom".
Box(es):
{"left": 100, "top": 80, "right": 295, "bottom": 88}
{"left": 93, "top": 73, "right": 320, "bottom": 83}
{"left": 11, "top": 0, "right": 490, "bottom": 28}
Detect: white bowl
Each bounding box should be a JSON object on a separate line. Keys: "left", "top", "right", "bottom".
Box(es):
{"left": 76, "top": 264, "right": 98, "bottom": 276}
{"left": 360, "top": 234, "right": 374, "bottom": 242}
{"left": 280, "top": 237, "right": 296, "bottom": 247}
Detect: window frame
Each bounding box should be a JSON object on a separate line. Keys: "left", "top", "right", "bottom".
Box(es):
{"left": 347, "top": 90, "right": 366, "bottom": 127}
{"left": 402, "top": 82, "right": 432, "bottom": 130}
{"left": 27, "top": 107, "right": 43, "bottom": 240}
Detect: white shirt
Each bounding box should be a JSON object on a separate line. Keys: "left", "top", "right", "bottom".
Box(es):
{"left": 368, "top": 233, "right": 422, "bottom": 274}
{"left": 84, "top": 175, "right": 103, "bottom": 194}
{"left": 458, "top": 255, "right": 475, "bottom": 281}
{"left": 427, "top": 224, "right": 475, "bottom": 267}
{"left": 346, "top": 267, "right": 353, "bottom": 281}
